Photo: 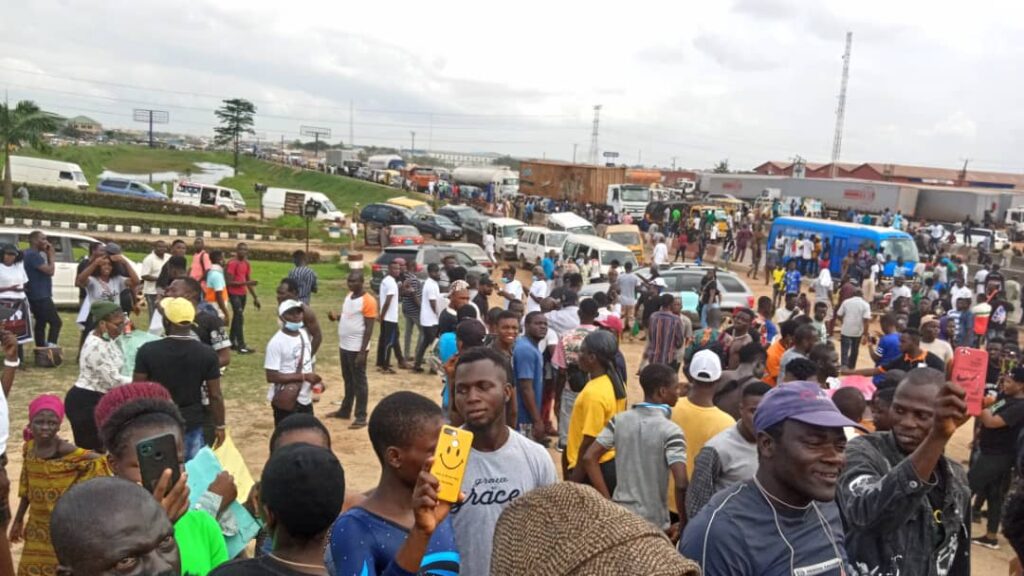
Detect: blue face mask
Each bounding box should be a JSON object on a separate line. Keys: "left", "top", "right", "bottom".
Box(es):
{"left": 284, "top": 321, "right": 304, "bottom": 331}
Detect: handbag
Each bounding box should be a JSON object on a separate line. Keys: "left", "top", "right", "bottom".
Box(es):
{"left": 271, "top": 333, "right": 305, "bottom": 412}
{"left": 33, "top": 346, "right": 63, "bottom": 368}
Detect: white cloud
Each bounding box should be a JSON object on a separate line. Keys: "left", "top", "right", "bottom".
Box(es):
{"left": 0, "top": 0, "right": 1021, "bottom": 171}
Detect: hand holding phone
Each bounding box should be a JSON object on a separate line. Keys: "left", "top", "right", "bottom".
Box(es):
{"left": 429, "top": 425, "right": 473, "bottom": 503}
{"left": 137, "top": 433, "right": 181, "bottom": 493}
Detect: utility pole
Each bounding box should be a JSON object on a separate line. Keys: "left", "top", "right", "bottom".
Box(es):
{"left": 671, "top": 156, "right": 678, "bottom": 170}
{"left": 349, "top": 100, "right": 354, "bottom": 148}
{"left": 959, "top": 158, "right": 970, "bottom": 185}
{"left": 410, "top": 131, "right": 416, "bottom": 155}
{"left": 830, "top": 31, "right": 853, "bottom": 178}
{"left": 573, "top": 144, "right": 578, "bottom": 164}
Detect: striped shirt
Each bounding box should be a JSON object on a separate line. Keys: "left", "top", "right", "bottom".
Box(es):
{"left": 287, "top": 265, "right": 318, "bottom": 304}
{"left": 645, "top": 310, "right": 685, "bottom": 365}
{"left": 400, "top": 272, "right": 421, "bottom": 317}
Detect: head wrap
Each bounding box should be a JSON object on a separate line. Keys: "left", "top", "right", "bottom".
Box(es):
{"left": 25, "top": 394, "right": 65, "bottom": 441}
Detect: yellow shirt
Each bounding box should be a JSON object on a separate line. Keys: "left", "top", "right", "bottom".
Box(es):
{"left": 566, "top": 374, "right": 626, "bottom": 470}
{"left": 772, "top": 268, "right": 785, "bottom": 289}
{"left": 668, "top": 397, "right": 735, "bottom": 513}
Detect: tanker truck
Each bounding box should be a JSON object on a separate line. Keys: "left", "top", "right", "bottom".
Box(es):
{"left": 451, "top": 166, "right": 519, "bottom": 198}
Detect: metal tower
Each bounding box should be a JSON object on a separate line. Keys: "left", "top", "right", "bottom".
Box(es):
{"left": 830, "top": 32, "right": 853, "bottom": 178}
{"left": 587, "top": 105, "right": 602, "bottom": 165}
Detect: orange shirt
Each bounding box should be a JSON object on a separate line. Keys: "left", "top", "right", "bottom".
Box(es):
{"left": 764, "top": 340, "right": 787, "bottom": 386}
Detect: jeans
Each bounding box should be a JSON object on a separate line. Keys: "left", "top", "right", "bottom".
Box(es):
{"left": 558, "top": 388, "right": 579, "bottom": 449}
{"left": 184, "top": 427, "right": 206, "bottom": 462}
{"left": 377, "top": 321, "right": 399, "bottom": 368}
{"left": 403, "top": 314, "right": 422, "bottom": 359}
{"left": 28, "top": 297, "right": 61, "bottom": 347}
{"left": 840, "top": 335, "right": 862, "bottom": 369}
{"left": 229, "top": 294, "right": 248, "bottom": 348}
{"left": 969, "top": 451, "right": 1015, "bottom": 535}
{"left": 414, "top": 325, "right": 439, "bottom": 368}
{"left": 339, "top": 350, "right": 369, "bottom": 420}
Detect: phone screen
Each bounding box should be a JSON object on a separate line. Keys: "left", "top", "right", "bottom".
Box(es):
{"left": 430, "top": 425, "right": 473, "bottom": 503}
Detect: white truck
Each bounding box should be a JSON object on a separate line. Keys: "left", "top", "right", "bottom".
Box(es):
{"left": 262, "top": 187, "right": 345, "bottom": 222}
{"left": 173, "top": 181, "right": 247, "bottom": 214}
{"left": 606, "top": 184, "right": 651, "bottom": 217}
{"left": 1006, "top": 207, "right": 1024, "bottom": 241}
{"left": 451, "top": 166, "right": 519, "bottom": 198}
{"left": 6, "top": 156, "right": 89, "bottom": 191}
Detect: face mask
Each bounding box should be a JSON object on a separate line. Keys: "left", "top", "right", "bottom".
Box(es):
{"left": 284, "top": 321, "right": 304, "bottom": 331}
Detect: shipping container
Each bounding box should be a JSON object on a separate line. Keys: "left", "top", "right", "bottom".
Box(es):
{"left": 519, "top": 160, "right": 626, "bottom": 205}
{"left": 625, "top": 168, "right": 661, "bottom": 186}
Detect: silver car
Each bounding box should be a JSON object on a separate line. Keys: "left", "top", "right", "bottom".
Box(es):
{"left": 581, "top": 264, "right": 755, "bottom": 313}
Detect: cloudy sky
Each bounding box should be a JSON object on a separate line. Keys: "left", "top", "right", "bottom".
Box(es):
{"left": 2, "top": 0, "right": 1023, "bottom": 172}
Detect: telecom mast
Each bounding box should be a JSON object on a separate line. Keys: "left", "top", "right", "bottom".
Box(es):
{"left": 587, "top": 105, "right": 602, "bottom": 165}
{"left": 830, "top": 32, "right": 853, "bottom": 178}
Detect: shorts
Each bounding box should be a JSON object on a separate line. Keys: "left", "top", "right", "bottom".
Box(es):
{"left": 621, "top": 303, "right": 635, "bottom": 326}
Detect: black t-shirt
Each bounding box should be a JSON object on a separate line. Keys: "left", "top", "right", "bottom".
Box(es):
{"left": 882, "top": 351, "right": 946, "bottom": 373}
{"left": 194, "top": 309, "right": 228, "bottom": 349}
{"left": 438, "top": 309, "right": 459, "bottom": 335}
{"left": 134, "top": 337, "right": 220, "bottom": 431}
{"left": 472, "top": 293, "right": 489, "bottom": 317}
{"left": 209, "top": 556, "right": 310, "bottom": 576}
{"left": 980, "top": 396, "right": 1024, "bottom": 455}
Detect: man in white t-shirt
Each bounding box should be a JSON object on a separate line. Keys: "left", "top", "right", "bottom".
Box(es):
{"left": 975, "top": 264, "right": 990, "bottom": 295}
{"left": 652, "top": 238, "right": 669, "bottom": 267}
{"left": 138, "top": 240, "right": 170, "bottom": 322}
{"left": 328, "top": 271, "right": 377, "bottom": 428}
{"left": 526, "top": 265, "right": 548, "bottom": 314}
{"left": 450, "top": 346, "right": 558, "bottom": 576}
{"left": 376, "top": 259, "right": 403, "bottom": 371}
{"left": 265, "top": 299, "right": 320, "bottom": 424}
{"left": 949, "top": 278, "right": 972, "bottom": 306}
{"left": 413, "top": 264, "right": 441, "bottom": 372}
{"left": 498, "top": 266, "right": 524, "bottom": 310}
{"left": 888, "top": 276, "right": 912, "bottom": 308}
{"left": 484, "top": 231, "right": 496, "bottom": 262}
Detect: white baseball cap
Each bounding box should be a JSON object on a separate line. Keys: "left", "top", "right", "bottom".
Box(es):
{"left": 689, "top": 349, "right": 722, "bottom": 383}
{"left": 278, "top": 299, "right": 304, "bottom": 317}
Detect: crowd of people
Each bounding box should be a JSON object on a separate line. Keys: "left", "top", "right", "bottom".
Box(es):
{"left": 0, "top": 199, "right": 1021, "bottom": 576}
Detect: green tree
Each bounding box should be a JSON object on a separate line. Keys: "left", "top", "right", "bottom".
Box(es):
{"left": 491, "top": 155, "right": 520, "bottom": 171}
{"left": 213, "top": 98, "right": 256, "bottom": 174}
{"left": 0, "top": 101, "right": 62, "bottom": 206}
{"left": 712, "top": 159, "right": 730, "bottom": 173}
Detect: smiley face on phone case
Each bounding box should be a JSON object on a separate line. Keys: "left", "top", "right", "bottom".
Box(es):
{"left": 431, "top": 425, "right": 474, "bottom": 502}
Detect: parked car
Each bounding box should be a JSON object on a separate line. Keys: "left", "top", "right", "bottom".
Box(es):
{"left": 465, "top": 217, "right": 526, "bottom": 259}
{"left": 359, "top": 203, "right": 413, "bottom": 227}
{"left": 581, "top": 264, "right": 755, "bottom": 313}
{"left": 443, "top": 241, "right": 496, "bottom": 271}
{"left": 438, "top": 205, "right": 484, "bottom": 227}
{"left": 516, "top": 227, "right": 568, "bottom": 269}
{"left": 410, "top": 213, "right": 463, "bottom": 240}
{"left": 370, "top": 245, "right": 488, "bottom": 293}
{"left": 952, "top": 227, "right": 1009, "bottom": 252}
{"left": 386, "top": 225, "right": 424, "bottom": 246}
{"left": 96, "top": 178, "right": 168, "bottom": 200}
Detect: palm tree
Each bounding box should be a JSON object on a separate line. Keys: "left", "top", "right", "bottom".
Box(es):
{"left": 1, "top": 101, "right": 63, "bottom": 205}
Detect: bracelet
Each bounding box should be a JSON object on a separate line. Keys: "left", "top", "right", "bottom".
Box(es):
{"left": 3, "top": 359, "right": 19, "bottom": 368}
{"left": 215, "top": 425, "right": 227, "bottom": 430}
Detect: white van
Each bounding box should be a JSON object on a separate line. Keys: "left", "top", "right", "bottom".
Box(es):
{"left": 262, "top": 187, "right": 345, "bottom": 222}
{"left": 173, "top": 181, "right": 247, "bottom": 214}
{"left": 8, "top": 156, "right": 89, "bottom": 191}
{"left": 0, "top": 227, "right": 133, "bottom": 306}
{"left": 516, "top": 226, "right": 568, "bottom": 268}
{"left": 484, "top": 217, "right": 525, "bottom": 259}
{"left": 561, "top": 234, "right": 638, "bottom": 278}
{"left": 547, "top": 212, "right": 597, "bottom": 236}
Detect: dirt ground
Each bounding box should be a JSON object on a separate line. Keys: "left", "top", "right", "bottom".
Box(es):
{"left": 3, "top": 249, "right": 1014, "bottom": 573}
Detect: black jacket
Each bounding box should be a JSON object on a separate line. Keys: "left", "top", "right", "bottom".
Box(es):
{"left": 837, "top": 432, "right": 970, "bottom": 576}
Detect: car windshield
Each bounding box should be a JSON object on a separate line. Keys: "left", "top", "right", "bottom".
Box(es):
{"left": 546, "top": 232, "right": 568, "bottom": 247}
{"left": 392, "top": 226, "right": 418, "bottom": 236}
{"left": 601, "top": 250, "right": 636, "bottom": 266}
{"left": 621, "top": 187, "right": 649, "bottom": 202}
{"left": 607, "top": 231, "right": 641, "bottom": 246}
{"left": 568, "top": 225, "right": 597, "bottom": 235}
{"left": 501, "top": 225, "right": 522, "bottom": 238}
{"left": 436, "top": 215, "right": 455, "bottom": 226}
{"left": 880, "top": 237, "right": 920, "bottom": 262}
{"left": 322, "top": 199, "right": 339, "bottom": 212}
{"left": 73, "top": 171, "right": 87, "bottom": 183}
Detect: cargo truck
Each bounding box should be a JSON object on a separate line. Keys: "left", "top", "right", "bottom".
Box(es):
{"left": 367, "top": 154, "right": 406, "bottom": 171}
{"left": 451, "top": 166, "right": 519, "bottom": 198}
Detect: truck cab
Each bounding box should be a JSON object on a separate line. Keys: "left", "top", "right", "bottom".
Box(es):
{"left": 606, "top": 184, "right": 651, "bottom": 217}
{"left": 1007, "top": 207, "right": 1024, "bottom": 241}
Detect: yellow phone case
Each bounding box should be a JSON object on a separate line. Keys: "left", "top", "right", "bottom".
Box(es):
{"left": 430, "top": 425, "right": 473, "bottom": 503}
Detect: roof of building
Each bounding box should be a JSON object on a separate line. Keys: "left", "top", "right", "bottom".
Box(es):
{"left": 752, "top": 160, "right": 1024, "bottom": 189}
{"left": 66, "top": 115, "right": 100, "bottom": 126}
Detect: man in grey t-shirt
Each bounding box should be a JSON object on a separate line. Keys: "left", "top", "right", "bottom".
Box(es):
{"left": 835, "top": 288, "right": 872, "bottom": 369}
{"left": 450, "top": 347, "right": 558, "bottom": 576}
{"left": 617, "top": 261, "right": 640, "bottom": 339}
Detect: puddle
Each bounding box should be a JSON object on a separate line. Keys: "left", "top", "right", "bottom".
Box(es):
{"left": 98, "top": 162, "right": 234, "bottom": 185}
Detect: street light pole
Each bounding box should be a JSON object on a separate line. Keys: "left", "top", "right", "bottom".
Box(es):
{"left": 410, "top": 131, "right": 416, "bottom": 155}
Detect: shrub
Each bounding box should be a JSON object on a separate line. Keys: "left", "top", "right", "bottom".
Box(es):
{"left": 30, "top": 185, "right": 223, "bottom": 217}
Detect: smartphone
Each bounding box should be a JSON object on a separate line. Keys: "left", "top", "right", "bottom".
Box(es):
{"left": 429, "top": 425, "right": 473, "bottom": 503}
{"left": 951, "top": 346, "right": 988, "bottom": 417}
{"left": 136, "top": 433, "right": 181, "bottom": 493}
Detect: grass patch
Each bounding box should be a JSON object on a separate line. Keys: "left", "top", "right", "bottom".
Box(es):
{"left": 28, "top": 200, "right": 263, "bottom": 228}
{"left": 8, "top": 146, "right": 211, "bottom": 185}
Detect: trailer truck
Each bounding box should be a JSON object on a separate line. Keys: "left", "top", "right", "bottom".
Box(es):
{"left": 451, "top": 166, "right": 519, "bottom": 198}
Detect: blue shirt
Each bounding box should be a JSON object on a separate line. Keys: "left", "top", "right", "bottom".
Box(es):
{"left": 512, "top": 335, "right": 544, "bottom": 426}
{"left": 23, "top": 249, "right": 51, "bottom": 300}
{"left": 873, "top": 332, "right": 902, "bottom": 385}
{"left": 541, "top": 257, "right": 555, "bottom": 280}
{"left": 438, "top": 332, "right": 458, "bottom": 410}
{"left": 783, "top": 270, "right": 801, "bottom": 294}
{"left": 328, "top": 508, "right": 459, "bottom": 576}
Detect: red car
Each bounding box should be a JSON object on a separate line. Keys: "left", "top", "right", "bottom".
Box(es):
{"left": 388, "top": 225, "right": 424, "bottom": 246}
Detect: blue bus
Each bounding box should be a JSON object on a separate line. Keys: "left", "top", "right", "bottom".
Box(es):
{"left": 768, "top": 217, "right": 918, "bottom": 277}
